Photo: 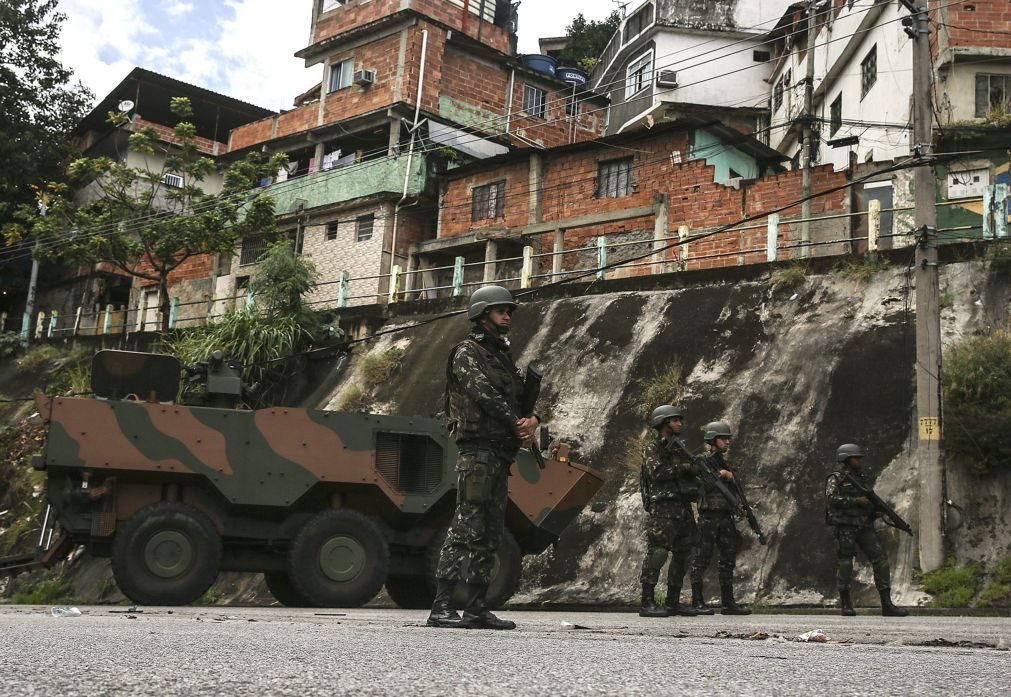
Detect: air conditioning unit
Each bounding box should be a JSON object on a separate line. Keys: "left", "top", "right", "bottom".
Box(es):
{"left": 162, "top": 173, "right": 184, "bottom": 188}
{"left": 353, "top": 69, "right": 376, "bottom": 86}
{"left": 656, "top": 70, "right": 678, "bottom": 89}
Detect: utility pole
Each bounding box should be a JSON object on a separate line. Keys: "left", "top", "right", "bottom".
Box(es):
{"left": 800, "top": 0, "right": 817, "bottom": 258}
{"left": 20, "top": 192, "right": 48, "bottom": 345}
{"left": 905, "top": 0, "right": 944, "bottom": 572}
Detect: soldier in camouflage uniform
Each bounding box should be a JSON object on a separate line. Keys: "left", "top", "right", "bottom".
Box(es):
{"left": 427, "top": 285, "right": 538, "bottom": 630}
{"left": 638, "top": 405, "right": 702, "bottom": 618}
{"left": 690, "top": 421, "right": 750, "bottom": 616}
{"left": 826, "top": 443, "right": 908, "bottom": 617}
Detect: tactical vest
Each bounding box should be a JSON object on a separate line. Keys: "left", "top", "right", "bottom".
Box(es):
{"left": 825, "top": 468, "right": 875, "bottom": 527}
{"left": 698, "top": 451, "right": 735, "bottom": 513}
{"left": 445, "top": 334, "right": 523, "bottom": 444}
{"left": 644, "top": 437, "right": 699, "bottom": 508}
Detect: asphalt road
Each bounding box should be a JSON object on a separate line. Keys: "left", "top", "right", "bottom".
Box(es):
{"left": 1, "top": 606, "right": 1008, "bottom": 696}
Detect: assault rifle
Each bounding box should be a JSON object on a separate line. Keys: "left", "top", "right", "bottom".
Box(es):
{"left": 664, "top": 437, "right": 739, "bottom": 510}
{"left": 841, "top": 471, "right": 913, "bottom": 536}
{"left": 520, "top": 365, "right": 545, "bottom": 469}
{"left": 731, "top": 479, "right": 768, "bottom": 545}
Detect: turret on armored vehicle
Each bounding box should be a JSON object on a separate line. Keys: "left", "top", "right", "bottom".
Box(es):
{"left": 18, "top": 350, "right": 603, "bottom": 608}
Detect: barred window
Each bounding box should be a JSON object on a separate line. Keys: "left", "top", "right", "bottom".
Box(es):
{"left": 325, "top": 221, "right": 339, "bottom": 241}
{"left": 523, "top": 85, "right": 546, "bottom": 119}
{"left": 976, "top": 73, "right": 1011, "bottom": 117}
{"left": 471, "top": 180, "right": 505, "bottom": 221}
{"left": 597, "top": 158, "right": 633, "bottom": 198}
{"left": 830, "top": 93, "right": 843, "bottom": 136}
{"left": 860, "top": 45, "right": 877, "bottom": 99}
{"left": 356, "top": 214, "right": 374, "bottom": 242}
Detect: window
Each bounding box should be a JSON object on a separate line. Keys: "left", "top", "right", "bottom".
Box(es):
{"left": 773, "top": 69, "right": 791, "bottom": 112}
{"left": 471, "top": 181, "right": 505, "bottom": 221}
{"left": 240, "top": 235, "right": 269, "bottom": 266}
{"left": 975, "top": 73, "right": 1011, "bottom": 117}
{"left": 325, "top": 221, "right": 339, "bottom": 241}
{"left": 321, "top": 0, "right": 345, "bottom": 11}
{"left": 328, "top": 58, "right": 354, "bottom": 92}
{"left": 753, "top": 50, "right": 771, "bottom": 63}
{"left": 861, "top": 45, "right": 877, "bottom": 99}
{"left": 622, "top": 3, "right": 654, "bottom": 44}
{"left": 597, "top": 158, "right": 633, "bottom": 198}
{"left": 566, "top": 95, "right": 579, "bottom": 117}
{"left": 625, "top": 50, "right": 653, "bottom": 99}
{"left": 830, "top": 93, "right": 842, "bottom": 135}
{"left": 356, "top": 214, "right": 374, "bottom": 242}
{"left": 522, "top": 84, "right": 546, "bottom": 119}
{"left": 162, "top": 173, "right": 184, "bottom": 188}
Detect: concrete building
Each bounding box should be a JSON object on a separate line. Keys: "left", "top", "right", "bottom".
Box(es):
{"left": 590, "top": 0, "right": 794, "bottom": 139}
{"left": 221, "top": 0, "right": 608, "bottom": 308}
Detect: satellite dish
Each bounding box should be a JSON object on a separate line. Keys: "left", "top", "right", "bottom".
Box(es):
{"left": 117, "top": 100, "right": 135, "bottom": 113}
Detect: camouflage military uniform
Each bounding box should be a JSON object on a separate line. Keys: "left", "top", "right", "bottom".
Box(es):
{"left": 436, "top": 327, "right": 523, "bottom": 586}
{"left": 826, "top": 466, "right": 891, "bottom": 592}
{"left": 690, "top": 450, "right": 741, "bottom": 586}
{"left": 639, "top": 437, "right": 699, "bottom": 588}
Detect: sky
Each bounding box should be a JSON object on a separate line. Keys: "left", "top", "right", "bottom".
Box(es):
{"left": 56, "top": 0, "right": 620, "bottom": 113}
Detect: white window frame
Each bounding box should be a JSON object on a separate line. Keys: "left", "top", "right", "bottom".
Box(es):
{"left": 625, "top": 49, "right": 653, "bottom": 100}
{"left": 329, "top": 58, "right": 354, "bottom": 93}
{"left": 522, "top": 84, "right": 547, "bottom": 119}
{"left": 321, "top": 0, "right": 346, "bottom": 12}
{"left": 355, "top": 214, "right": 374, "bottom": 242}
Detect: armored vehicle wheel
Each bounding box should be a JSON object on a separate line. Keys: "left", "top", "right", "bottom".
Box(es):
{"left": 111, "top": 501, "right": 222, "bottom": 606}
{"left": 425, "top": 526, "right": 522, "bottom": 609}
{"left": 264, "top": 572, "right": 317, "bottom": 607}
{"left": 288, "top": 510, "right": 389, "bottom": 607}
{"left": 385, "top": 575, "right": 435, "bottom": 609}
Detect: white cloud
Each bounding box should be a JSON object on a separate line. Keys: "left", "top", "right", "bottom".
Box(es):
{"left": 516, "top": 2, "right": 617, "bottom": 54}
{"left": 166, "top": 1, "right": 195, "bottom": 19}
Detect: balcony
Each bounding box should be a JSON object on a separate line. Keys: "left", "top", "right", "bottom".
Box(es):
{"left": 256, "top": 153, "right": 427, "bottom": 214}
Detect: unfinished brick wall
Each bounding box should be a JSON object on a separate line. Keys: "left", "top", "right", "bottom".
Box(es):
{"left": 935, "top": 1, "right": 1011, "bottom": 53}
{"left": 134, "top": 118, "right": 225, "bottom": 155}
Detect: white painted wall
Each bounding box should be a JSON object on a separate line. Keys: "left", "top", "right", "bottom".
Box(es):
{"left": 939, "top": 61, "right": 1011, "bottom": 123}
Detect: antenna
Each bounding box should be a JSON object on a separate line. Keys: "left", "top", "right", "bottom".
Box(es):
{"left": 611, "top": 0, "right": 630, "bottom": 18}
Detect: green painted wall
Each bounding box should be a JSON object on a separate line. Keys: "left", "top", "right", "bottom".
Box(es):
{"left": 439, "top": 96, "right": 502, "bottom": 132}
{"left": 264, "top": 154, "right": 427, "bottom": 213}
{"left": 690, "top": 129, "right": 760, "bottom": 184}
{"left": 935, "top": 150, "right": 1010, "bottom": 241}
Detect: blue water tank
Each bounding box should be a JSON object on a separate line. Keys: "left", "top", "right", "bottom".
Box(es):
{"left": 556, "top": 66, "right": 589, "bottom": 88}
{"left": 521, "top": 54, "right": 557, "bottom": 77}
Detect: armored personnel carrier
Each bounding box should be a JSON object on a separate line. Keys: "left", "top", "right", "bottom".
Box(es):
{"left": 17, "top": 350, "right": 603, "bottom": 608}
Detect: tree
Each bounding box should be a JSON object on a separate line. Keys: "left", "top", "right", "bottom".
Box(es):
{"left": 556, "top": 11, "right": 623, "bottom": 72}
{"left": 7, "top": 98, "right": 287, "bottom": 330}
{"left": 0, "top": 0, "right": 92, "bottom": 229}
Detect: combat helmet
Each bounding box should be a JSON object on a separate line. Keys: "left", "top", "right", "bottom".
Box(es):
{"left": 468, "top": 285, "right": 518, "bottom": 321}
{"left": 650, "top": 404, "right": 684, "bottom": 429}
{"left": 702, "top": 420, "right": 732, "bottom": 441}
{"left": 836, "top": 443, "right": 865, "bottom": 463}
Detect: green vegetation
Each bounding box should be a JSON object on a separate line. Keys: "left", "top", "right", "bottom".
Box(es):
{"left": 938, "top": 291, "right": 954, "bottom": 309}
{"left": 16, "top": 344, "right": 61, "bottom": 371}
{"left": 195, "top": 588, "right": 218, "bottom": 605}
{"left": 359, "top": 347, "right": 406, "bottom": 390}
{"left": 771, "top": 263, "right": 808, "bottom": 292}
{"left": 633, "top": 362, "right": 685, "bottom": 420}
{"left": 834, "top": 253, "right": 890, "bottom": 282}
{"left": 10, "top": 576, "right": 75, "bottom": 605}
{"left": 557, "top": 12, "right": 623, "bottom": 73}
{"left": 0, "top": 332, "right": 22, "bottom": 359}
{"left": 917, "top": 558, "right": 983, "bottom": 607}
{"left": 943, "top": 329, "right": 1011, "bottom": 475}
{"left": 336, "top": 384, "right": 368, "bottom": 412}
{"left": 978, "top": 556, "right": 1011, "bottom": 607}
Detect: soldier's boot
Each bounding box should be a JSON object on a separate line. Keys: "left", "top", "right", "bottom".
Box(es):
{"left": 839, "top": 589, "right": 857, "bottom": 617}
{"left": 461, "top": 584, "right": 516, "bottom": 630}
{"left": 426, "top": 579, "right": 475, "bottom": 628}
{"left": 879, "top": 588, "right": 909, "bottom": 617}
{"left": 639, "top": 584, "right": 670, "bottom": 617}
{"left": 690, "top": 582, "right": 715, "bottom": 615}
{"left": 664, "top": 584, "right": 701, "bottom": 617}
{"left": 719, "top": 583, "right": 752, "bottom": 616}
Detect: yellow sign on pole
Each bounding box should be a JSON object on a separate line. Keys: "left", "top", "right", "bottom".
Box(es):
{"left": 918, "top": 417, "right": 940, "bottom": 441}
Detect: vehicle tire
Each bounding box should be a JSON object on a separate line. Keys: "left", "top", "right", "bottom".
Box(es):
{"left": 425, "top": 526, "right": 523, "bottom": 609}
{"left": 264, "top": 572, "right": 317, "bottom": 607}
{"left": 385, "top": 574, "right": 436, "bottom": 609}
{"left": 288, "top": 509, "right": 389, "bottom": 607}
{"left": 111, "top": 501, "right": 222, "bottom": 606}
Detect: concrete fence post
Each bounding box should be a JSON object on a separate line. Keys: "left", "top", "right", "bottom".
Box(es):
{"left": 983, "top": 185, "right": 994, "bottom": 240}
{"left": 73, "top": 307, "right": 83, "bottom": 337}
{"left": 652, "top": 193, "right": 669, "bottom": 275}
{"left": 596, "top": 236, "right": 607, "bottom": 281}
{"left": 552, "top": 228, "right": 564, "bottom": 276}
{"left": 0, "top": 311, "right": 6, "bottom": 332}
{"left": 47, "top": 310, "right": 58, "bottom": 338}
{"left": 35, "top": 311, "right": 46, "bottom": 339}
{"left": 168, "top": 297, "right": 180, "bottom": 330}
{"left": 996, "top": 183, "right": 1008, "bottom": 240}
{"left": 521, "top": 246, "right": 534, "bottom": 289}
{"left": 868, "top": 199, "right": 881, "bottom": 252}
{"left": 388, "top": 264, "right": 402, "bottom": 303}
{"left": 452, "top": 256, "right": 465, "bottom": 297}
{"left": 102, "top": 304, "right": 114, "bottom": 335}
{"left": 137, "top": 294, "right": 148, "bottom": 331}
{"left": 767, "top": 213, "right": 779, "bottom": 262}
{"left": 337, "top": 271, "right": 350, "bottom": 308}
{"left": 678, "top": 225, "right": 690, "bottom": 270}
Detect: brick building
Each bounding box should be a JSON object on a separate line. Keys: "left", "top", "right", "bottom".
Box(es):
{"left": 219, "top": 0, "right": 608, "bottom": 307}
{"left": 406, "top": 119, "right": 864, "bottom": 296}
